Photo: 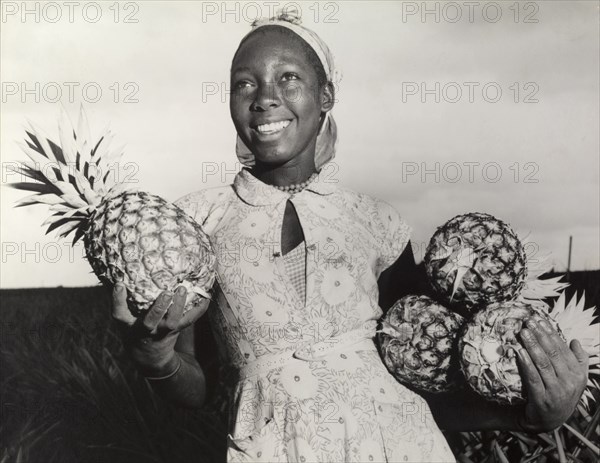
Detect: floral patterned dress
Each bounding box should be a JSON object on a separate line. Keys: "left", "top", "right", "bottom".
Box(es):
{"left": 175, "top": 167, "right": 456, "bottom": 463}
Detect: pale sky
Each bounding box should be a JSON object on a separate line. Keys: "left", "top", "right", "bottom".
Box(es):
{"left": 1, "top": 1, "right": 598, "bottom": 288}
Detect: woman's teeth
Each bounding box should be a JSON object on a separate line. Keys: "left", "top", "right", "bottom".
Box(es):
{"left": 256, "top": 120, "right": 291, "bottom": 134}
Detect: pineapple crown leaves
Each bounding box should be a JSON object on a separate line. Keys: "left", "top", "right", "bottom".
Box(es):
{"left": 9, "top": 105, "right": 126, "bottom": 244}
{"left": 549, "top": 291, "right": 599, "bottom": 362}
{"left": 549, "top": 291, "right": 600, "bottom": 408}
{"left": 428, "top": 235, "right": 483, "bottom": 301}
{"left": 519, "top": 252, "right": 570, "bottom": 302}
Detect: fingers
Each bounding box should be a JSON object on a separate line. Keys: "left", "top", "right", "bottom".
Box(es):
{"left": 114, "top": 285, "right": 208, "bottom": 337}
{"left": 568, "top": 340, "right": 590, "bottom": 402}
{"left": 527, "top": 319, "right": 572, "bottom": 378}
{"left": 519, "top": 324, "right": 556, "bottom": 388}
{"left": 179, "top": 295, "right": 211, "bottom": 327}
{"left": 515, "top": 346, "right": 545, "bottom": 397}
{"left": 570, "top": 339, "right": 590, "bottom": 367}
{"left": 112, "top": 284, "right": 136, "bottom": 325}
{"left": 142, "top": 291, "right": 173, "bottom": 333}
{"left": 164, "top": 286, "right": 187, "bottom": 331}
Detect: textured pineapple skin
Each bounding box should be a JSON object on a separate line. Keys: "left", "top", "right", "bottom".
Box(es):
{"left": 460, "top": 301, "right": 564, "bottom": 405}
{"left": 424, "top": 212, "right": 527, "bottom": 313}
{"left": 83, "top": 191, "right": 216, "bottom": 315}
{"left": 378, "top": 295, "right": 465, "bottom": 393}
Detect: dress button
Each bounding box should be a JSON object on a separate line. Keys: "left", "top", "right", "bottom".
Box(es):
{"left": 294, "top": 375, "right": 300, "bottom": 382}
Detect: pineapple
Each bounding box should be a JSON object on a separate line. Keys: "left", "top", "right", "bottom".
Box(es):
{"left": 460, "top": 295, "right": 599, "bottom": 405}
{"left": 10, "top": 107, "right": 216, "bottom": 315}
{"left": 377, "top": 295, "right": 465, "bottom": 393}
{"left": 424, "top": 212, "right": 527, "bottom": 314}
{"left": 459, "top": 301, "right": 560, "bottom": 404}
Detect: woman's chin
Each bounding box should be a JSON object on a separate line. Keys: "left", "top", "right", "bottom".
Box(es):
{"left": 252, "top": 149, "right": 293, "bottom": 166}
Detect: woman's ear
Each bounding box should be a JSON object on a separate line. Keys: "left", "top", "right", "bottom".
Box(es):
{"left": 320, "top": 81, "right": 335, "bottom": 113}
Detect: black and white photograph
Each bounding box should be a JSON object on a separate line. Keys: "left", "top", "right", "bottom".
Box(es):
{"left": 1, "top": 1, "right": 599, "bottom": 462}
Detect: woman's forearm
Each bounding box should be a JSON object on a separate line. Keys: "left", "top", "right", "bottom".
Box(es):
{"left": 423, "top": 389, "right": 524, "bottom": 432}
{"left": 146, "top": 351, "right": 207, "bottom": 409}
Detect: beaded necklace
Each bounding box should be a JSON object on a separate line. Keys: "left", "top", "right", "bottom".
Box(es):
{"left": 273, "top": 172, "right": 318, "bottom": 194}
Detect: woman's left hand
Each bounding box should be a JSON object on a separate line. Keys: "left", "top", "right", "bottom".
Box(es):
{"left": 516, "top": 318, "right": 589, "bottom": 433}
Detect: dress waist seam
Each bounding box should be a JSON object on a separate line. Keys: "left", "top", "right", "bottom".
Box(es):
{"left": 237, "top": 327, "right": 377, "bottom": 380}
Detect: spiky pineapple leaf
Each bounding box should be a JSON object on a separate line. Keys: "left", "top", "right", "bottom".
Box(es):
{"left": 11, "top": 106, "right": 127, "bottom": 243}
{"left": 520, "top": 275, "right": 569, "bottom": 300}
{"left": 45, "top": 216, "right": 83, "bottom": 236}
{"left": 15, "top": 194, "right": 66, "bottom": 207}
{"left": 72, "top": 225, "right": 87, "bottom": 245}
{"left": 25, "top": 133, "right": 48, "bottom": 157}
{"left": 13, "top": 164, "right": 54, "bottom": 184}
{"left": 90, "top": 136, "right": 105, "bottom": 158}
{"left": 549, "top": 291, "right": 600, "bottom": 408}
{"left": 520, "top": 255, "right": 570, "bottom": 302}
{"left": 551, "top": 292, "right": 599, "bottom": 351}
{"left": 9, "top": 182, "right": 61, "bottom": 195}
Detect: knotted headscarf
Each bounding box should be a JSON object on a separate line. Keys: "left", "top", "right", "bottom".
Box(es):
{"left": 234, "top": 10, "right": 341, "bottom": 170}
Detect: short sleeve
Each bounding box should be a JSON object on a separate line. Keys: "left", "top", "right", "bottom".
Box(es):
{"left": 375, "top": 200, "right": 412, "bottom": 276}
{"left": 174, "top": 186, "right": 231, "bottom": 236}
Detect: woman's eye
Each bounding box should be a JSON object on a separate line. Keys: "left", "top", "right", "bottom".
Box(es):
{"left": 281, "top": 72, "right": 299, "bottom": 82}
{"left": 234, "top": 81, "right": 253, "bottom": 90}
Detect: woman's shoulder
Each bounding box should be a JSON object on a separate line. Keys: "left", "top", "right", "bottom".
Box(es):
{"left": 336, "top": 186, "right": 412, "bottom": 248}
{"left": 174, "top": 185, "right": 234, "bottom": 229}
{"left": 342, "top": 189, "right": 412, "bottom": 274}
{"left": 335, "top": 186, "right": 404, "bottom": 221}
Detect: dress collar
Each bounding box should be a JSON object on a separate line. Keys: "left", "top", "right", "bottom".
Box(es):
{"left": 233, "top": 165, "right": 336, "bottom": 206}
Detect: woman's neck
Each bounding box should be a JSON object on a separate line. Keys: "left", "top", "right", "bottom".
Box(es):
{"left": 251, "top": 157, "right": 318, "bottom": 188}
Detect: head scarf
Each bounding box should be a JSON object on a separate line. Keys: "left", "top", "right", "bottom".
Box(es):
{"left": 234, "top": 9, "right": 341, "bottom": 170}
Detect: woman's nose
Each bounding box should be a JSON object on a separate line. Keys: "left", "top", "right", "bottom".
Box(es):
{"left": 250, "top": 82, "right": 281, "bottom": 111}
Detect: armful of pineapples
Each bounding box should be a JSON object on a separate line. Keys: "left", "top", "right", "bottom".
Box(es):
{"left": 112, "top": 283, "right": 211, "bottom": 408}
{"left": 423, "top": 320, "right": 589, "bottom": 433}
{"left": 377, "top": 213, "right": 596, "bottom": 434}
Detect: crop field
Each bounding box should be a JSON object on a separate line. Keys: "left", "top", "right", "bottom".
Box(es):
{"left": 1, "top": 271, "right": 598, "bottom": 462}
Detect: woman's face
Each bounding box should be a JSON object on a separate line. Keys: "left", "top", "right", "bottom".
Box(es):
{"left": 230, "top": 29, "right": 331, "bottom": 167}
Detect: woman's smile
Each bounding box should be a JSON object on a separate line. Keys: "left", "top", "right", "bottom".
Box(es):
{"left": 253, "top": 119, "right": 292, "bottom": 136}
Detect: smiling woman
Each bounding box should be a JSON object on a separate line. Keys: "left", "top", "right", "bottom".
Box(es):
{"left": 109, "top": 11, "right": 457, "bottom": 462}
{"left": 229, "top": 24, "right": 335, "bottom": 182}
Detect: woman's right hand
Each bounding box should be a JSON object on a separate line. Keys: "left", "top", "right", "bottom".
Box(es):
{"left": 111, "top": 284, "right": 210, "bottom": 376}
